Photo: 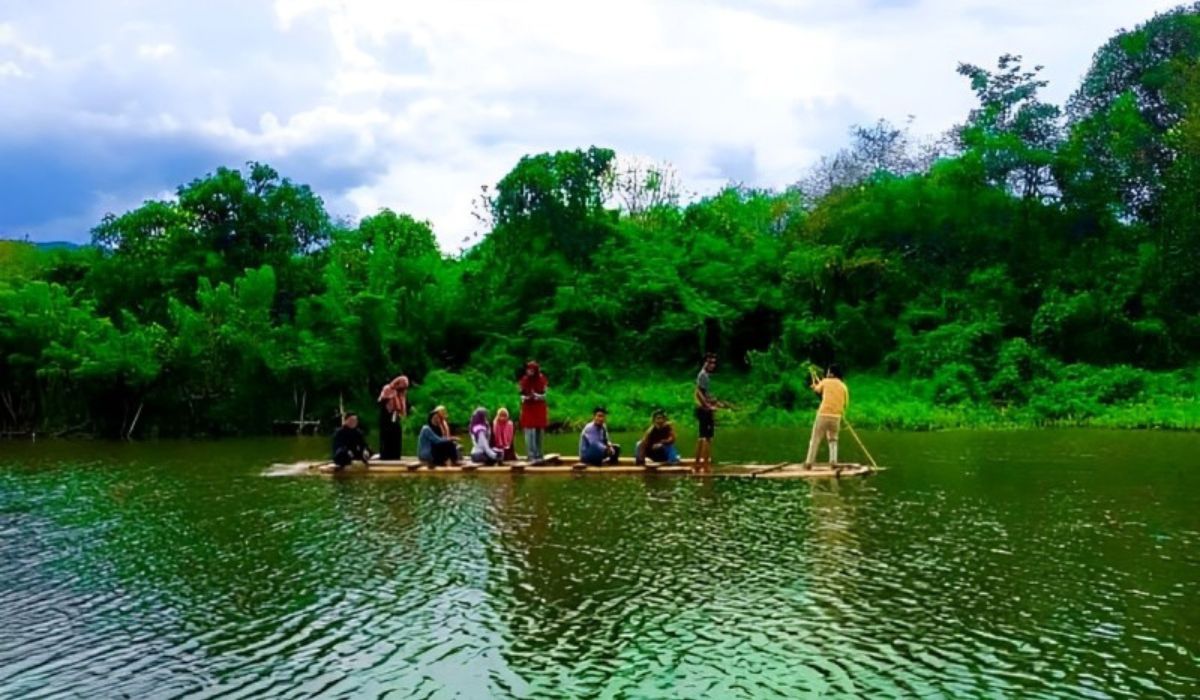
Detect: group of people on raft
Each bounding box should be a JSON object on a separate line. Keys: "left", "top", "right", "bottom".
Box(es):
{"left": 331, "top": 356, "right": 851, "bottom": 471}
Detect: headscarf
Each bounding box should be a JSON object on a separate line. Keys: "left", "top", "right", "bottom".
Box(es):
{"left": 493, "top": 408, "right": 513, "bottom": 447}
{"left": 520, "top": 361, "right": 547, "bottom": 395}
{"left": 469, "top": 407, "right": 489, "bottom": 437}
{"left": 430, "top": 405, "right": 451, "bottom": 437}
{"left": 378, "top": 375, "right": 410, "bottom": 417}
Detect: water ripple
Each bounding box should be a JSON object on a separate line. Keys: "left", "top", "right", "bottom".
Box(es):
{"left": 1, "top": 434, "right": 1198, "bottom": 698}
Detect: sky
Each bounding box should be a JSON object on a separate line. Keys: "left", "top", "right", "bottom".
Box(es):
{"left": 0, "top": 0, "right": 1184, "bottom": 250}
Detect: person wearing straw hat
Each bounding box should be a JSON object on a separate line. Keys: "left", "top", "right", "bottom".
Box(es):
{"left": 419, "top": 406, "right": 461, "bottom": 467}
{"left": 803, "top": 364, "right": 849, "bottom": 468}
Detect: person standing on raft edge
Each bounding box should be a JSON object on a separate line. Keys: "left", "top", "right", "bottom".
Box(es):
{"left": 803, "top": 364, "right": 849, "bottom": 468}
{"left": 376, "top": 375, "right": 410, "bottom": 460}
{"left": 519, "top": 361, "right": 549, "bottom": 463}
{"left": 332, "top": 413, "right": 371, "bottom": 471}
{"left": 693, "top": 353, "right": 720, "bottom": 472}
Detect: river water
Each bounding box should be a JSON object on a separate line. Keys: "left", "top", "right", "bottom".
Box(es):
{"left": 1, "top": 429, "right": 1197, "bottom": 698}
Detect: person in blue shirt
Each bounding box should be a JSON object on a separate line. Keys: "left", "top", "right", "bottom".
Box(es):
{"left": 418, "top": 408, "right": 461, "bottom": 467}
{"left": 579, "top": 407, "right": 621, "bottom": 466}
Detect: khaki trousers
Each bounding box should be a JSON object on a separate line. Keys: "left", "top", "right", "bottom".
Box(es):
{"left": 805, "top": 414, "right": 841, "bottom": 465}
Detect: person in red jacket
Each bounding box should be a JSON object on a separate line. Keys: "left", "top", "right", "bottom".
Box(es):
{"left": 518, "top": 361, "right": 549, "bottom": 463}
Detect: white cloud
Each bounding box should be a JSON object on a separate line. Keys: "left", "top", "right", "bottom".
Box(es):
{"left": 0, "top": 22, "right": 53, "bottom": 63}
{"left": 136, "top": 43, "right": 176, "bottom": 60}
{"left": 0, "top": 0, "right": 1188, "bottom": 247}
{"left": 0, "top": 61, "right": 26, "bottom": 78}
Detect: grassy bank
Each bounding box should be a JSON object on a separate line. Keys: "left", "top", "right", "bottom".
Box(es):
{"left": 401, "top": 365, "right": 1200, "bottom": 434}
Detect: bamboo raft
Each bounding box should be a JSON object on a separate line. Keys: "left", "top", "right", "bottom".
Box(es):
{"left": 267, "top": 453, "right": 877, "bottom": 479}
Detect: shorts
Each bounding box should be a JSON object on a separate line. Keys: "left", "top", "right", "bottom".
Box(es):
{"left": 695, "top": 407, "right": 715, "bottom": 439}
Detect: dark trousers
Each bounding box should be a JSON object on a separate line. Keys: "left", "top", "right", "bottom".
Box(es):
{"left": 333, "top": 447, "right": 368, "bottom": 469}
{"left": 582, "top": 444, "right": 621, "bottom": 466}
{"left": 378, "top": 410, "right": 403, "bottom": 460}
{"left": 429, "top": 441, "right": 459, "bottom": 467}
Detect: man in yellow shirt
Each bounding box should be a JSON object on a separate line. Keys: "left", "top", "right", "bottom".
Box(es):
{"left": 804, "top": 364, "right": 849, "bottom": 467}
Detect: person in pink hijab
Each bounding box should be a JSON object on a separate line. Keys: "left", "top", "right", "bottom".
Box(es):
{"left": 492, "top": 407, "right": 517, "bottom": 462}
{"left": 376, "top": 375, "right": 410, "bottom": 460}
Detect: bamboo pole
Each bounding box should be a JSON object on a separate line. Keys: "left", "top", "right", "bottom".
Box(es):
{"left": 843, "top": 419, "right": 878, "bottom": 469}
{"left": 126, "top": 401, "right": 144, "bottom": 441}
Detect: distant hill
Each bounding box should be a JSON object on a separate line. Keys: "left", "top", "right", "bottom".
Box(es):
{"left": 34, "top": 241, "right": 84, "bottom": 250}
{"left": 0, "top": 239, "right": 85, "bottom": 250}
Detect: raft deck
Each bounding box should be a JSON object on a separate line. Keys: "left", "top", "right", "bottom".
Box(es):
{"left": 267, "top": 453, "right": 876, "bottom": 479}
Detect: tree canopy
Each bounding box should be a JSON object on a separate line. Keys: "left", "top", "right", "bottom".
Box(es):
{"left": 2, "top": 5, "right": 1199, "bottom": 436}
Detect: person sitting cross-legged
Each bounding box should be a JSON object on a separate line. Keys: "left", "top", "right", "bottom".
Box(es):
{"left": 579, "top": 408, "right": 621, "bottom": 466}
{"left": 418, "top": 407, "right": 461, "bottom": 467}
{"left": 635, "top": 410, "right": 681, "bottom": 465}
{"left": 468, "top": 407, "right": 502, "bottom": 465}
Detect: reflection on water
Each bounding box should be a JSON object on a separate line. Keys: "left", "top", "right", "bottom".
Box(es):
{"left": 1, "top": 430, "right": 1197, "bottom": 698}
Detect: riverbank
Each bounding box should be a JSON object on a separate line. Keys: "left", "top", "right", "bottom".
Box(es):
{"left": 4, "top": 366, "right": 1195, "bottom": 439}
{"left": 407, "top": 365, "right": 1200, "bottom": 433}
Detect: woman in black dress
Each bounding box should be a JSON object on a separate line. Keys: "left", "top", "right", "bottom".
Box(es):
{"left": 376, "top": 375, "right": 410, "bottom": 459}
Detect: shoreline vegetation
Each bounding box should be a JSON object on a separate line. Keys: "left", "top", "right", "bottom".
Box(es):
{"left": 4, "top": 369, "right": 1197, "bottom": 438}
{"left": 369, "top": 369, "right": 1200, "bottom": 434}
{"left": 3, "top": 5, "right": 1200, "bottom": 439}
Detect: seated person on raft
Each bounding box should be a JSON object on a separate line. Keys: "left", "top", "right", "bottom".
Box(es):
{"left": 579, "top": 407, "right": 621, "bottom": 466}
{"left": 635, "top": 409, "right": 681, "bottom": 465}
{"left": 418, "top": 407, "right": 461, "bottom": 467}
{"left": 492, "top": 407, "right": 518, "bottom": 462}
{"left": 332, "top": 413, "right": 371, "bottom": 470}
{"left": 469, "top": 407, "right": 503, "bottom": 465}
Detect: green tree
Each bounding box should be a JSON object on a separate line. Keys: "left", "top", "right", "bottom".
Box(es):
{"left": 956, "top": 54, "right": 1063, "bottom": 200}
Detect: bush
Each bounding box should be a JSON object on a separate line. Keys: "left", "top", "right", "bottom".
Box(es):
{"left": 988, "top": 338, "right": 1050, "bottom": 404}
{"left": 1080, "top": 365, "right": 1145, "bottom": 405}
{"left": 930, "top": 363, "right": 982, "bottom": 405}
{"left": 408, "top": 369, "right": 489, "bottom": 421}
{"left": 892, "top": 319, "right": 1002, "bottom": 377}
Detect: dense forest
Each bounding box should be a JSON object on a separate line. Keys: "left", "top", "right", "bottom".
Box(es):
{"left": 3, "top": 5, "right": 1200, "bottom": 437}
